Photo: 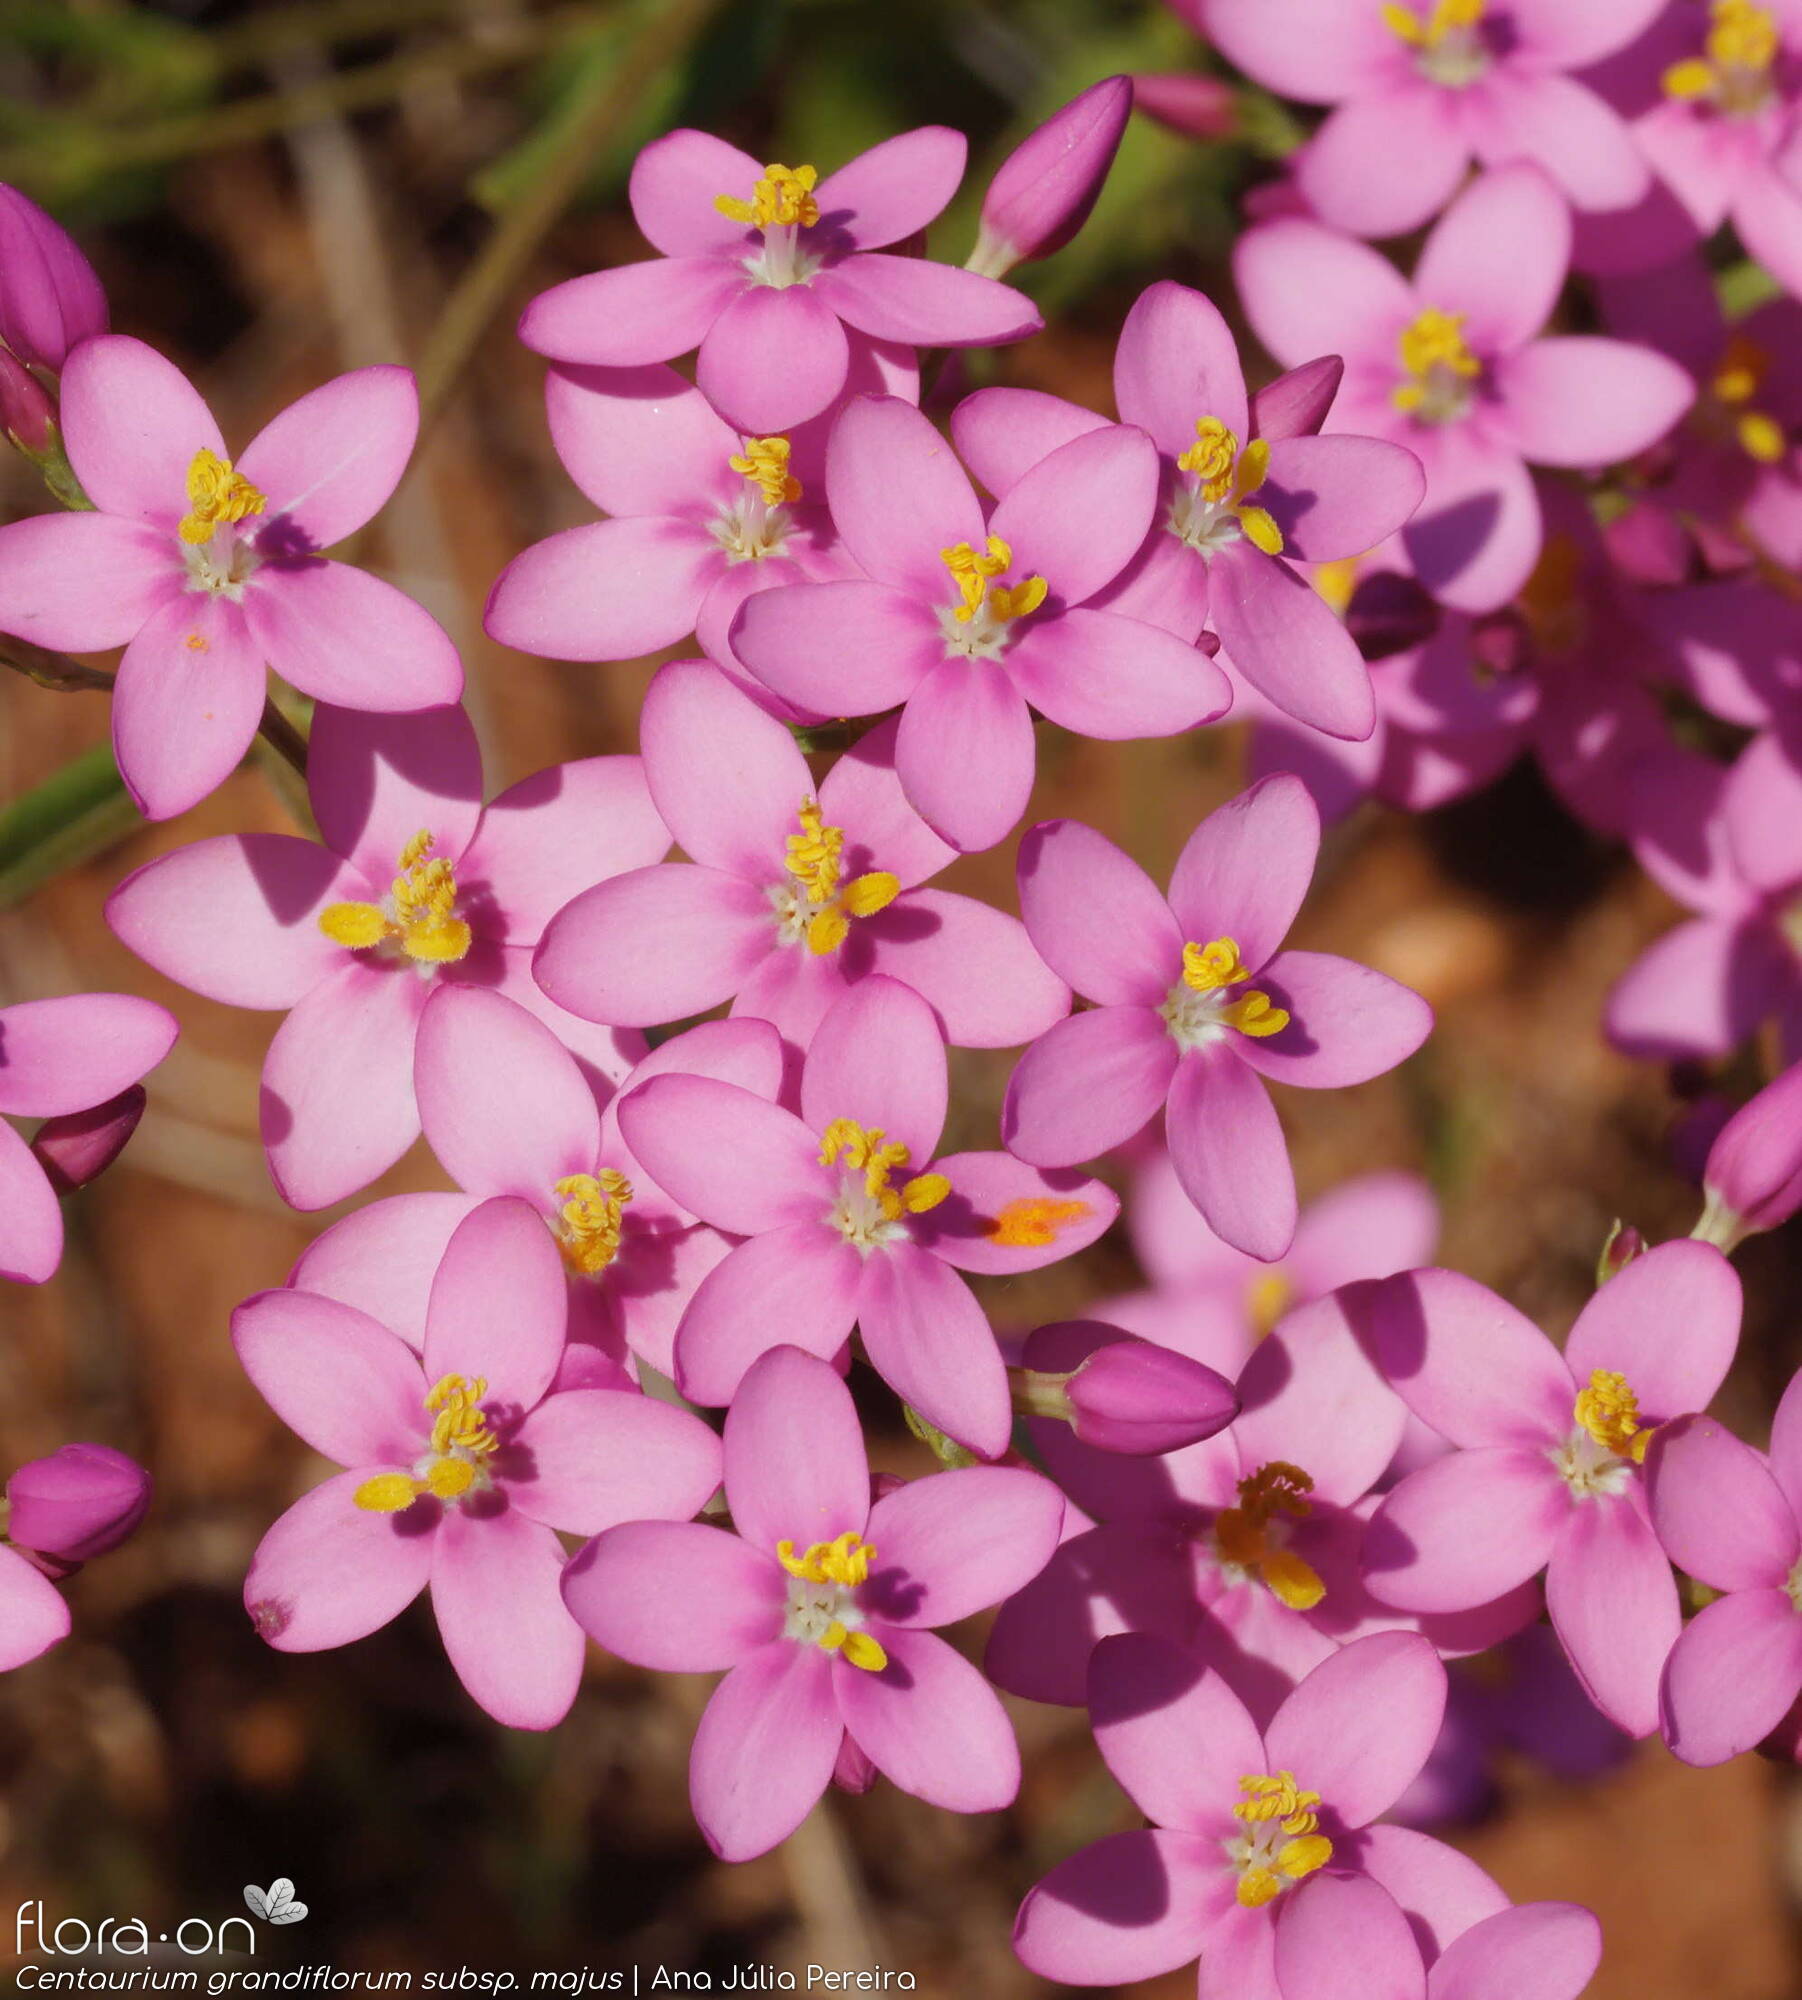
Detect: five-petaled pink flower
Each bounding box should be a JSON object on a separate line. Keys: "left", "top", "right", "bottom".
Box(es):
{"left": 0, "top": 337, "right": 461, "bottom": 819}
{"left": 562, "top": 1344, "right": 1064, "bottom": 1859}
{"left": 237, "top": 1197, "right": 724, "bottom": 1731}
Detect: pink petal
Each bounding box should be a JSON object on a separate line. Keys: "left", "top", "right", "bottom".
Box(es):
{"left": 1191, "top": 0, "right": 1398, "bottom": 104}
{"left": 1009, "top": 608, "right": 1232, "bottom": 739}
{"left": 1114, "top": 280, "right": 1249, "bottom": 456}
{"left": 1002, "top": 1006, "right": 1176, "bottom": 1166}
{"left": 865, "top": 1466, "right": 1063, "bottom": 1628}
{"left": 1014, "top": 1829, "right": 1228, "bottom": 1986}
{"left": 628, "top": 129, "right": 765, "bottom": 257}
{"left": 0, "top": 1542, "right": 72, "bottom": 1669}
{"left": 861, "top": 889, "right": 1071, "bottom": 1049}
{"left": 1505, "top": 0, "right": 1665, "bottom": 64}
{"left": 307, "top": 701, "right": 484, "bottom": 889}
{"left": 261, "top": 960, "right": 427, "bottom": 1211}
{"left": 1398, "top": 425, "right": 1543, "bottom": 615}
{"left": 1606, "top": 915, "right": 1784, "bottom": 1059}
{"left": 816, "top": 127, "right": 967, "bottom": 250}
{"left": 562, "top": 1520, "right": 782, "bottom": 1668}
{"left": 290, "top": 1190, "right": 475, "bottom": 1348}
{"left": 1724, "top": 729, "right": 1802, "bottom": 896}
{"left": 544, "top": 360, "right": 738, "bottom": 518}
{"left": 617, "top": 1075, "right": 824, "bottom": 1233}
{"left": 1355, "top": 1824, "right": 1509, "bottom": 1957}
{"left": 1260, "top": 436, "right": 1426, "bottom": 565}
{"left": 836, "top": 1624, "right": 1019, "bottom": 1809}
{"left": 1362, "top": 1448, "right": 1566, "bottom": 1612}
{"left": 1088, "top": 1631, "right": 1262, "bottom": 1832}
{"left": 950, "top": 386, "right": 1106, "bottom": 497}
{"left": 1296, "top": 90, "right": 1472, "bottom": 239}
{"left": 1414, "top": 164, "right": 1571, "bottom": 353}
{"left": 1167, "top": 772, "right": 1319, "bottom": 971}
{"left": 857, "top": 1244, "right": 1011, "bottom": 1459}
{"left": 1496, "top": 337, "right": 1695, "bottom": 467}
{"left": 112, "top": 594, "right": 266, "bottom": 821}
{"left": 238, "top": 366, "right": 418, "bottom": 552}
{"left": 1769, "top": 1367, "right": 1802, "bottom": 1526}
{"left": 1287, "top": 1171, "right": 1439, "bottom": 1297}
{"left": 817, "top": 713, "right": 957, "bottom": 889}
{"left": 1426, "top": 1902, "right": 1603, "bottom": 2000}
{"left": 989, "top": 424, "right": 1159, "bottom": 606}
{"left": 244, "top": 1471, "right": 433, "bottom": 1652}
{"left": 518, "top": 258, "right": 742, "bottom": 366}
{"left": 922, "top": 1149, "right": 1118, "bottom": 1275}
{"left": 431, "top": 1500, "right": 583, "bottom": 1729}
{"left": 423, "top": 1196, "right": 567, "bottom": 1414}
{"left": 1464, "top": 70, "right": 1650, "bottom": 215}
{"left": 733, "top": 578, "right": 942, "bottom": 717}
{"left": 0, "top": 1124, "right": 61, "bottom": 1284}
{"left": 0, "top": 511, "right": 175, "bottom": 651}
{"left": 1234, "top": 950, "right": 1434, "bottom": 1088}
{"left": 1562, "top": 1238, "right": 1740, "bottom": 1422}
{"left": 1545, "top": 1498, "right": 1680, "bottom": 1737}
{"left": 61, "top": 334, "right": 223, "bottom": 525}
{"left": 800, "top": 975, "right": 947, "bottom": 1162}
{"left": 826, "top": 393, "right": 986, "bottom": 599}
{"left": 895, "top": 658, "right": 1037, "bottom": 852}
{"left": 233, "top": 1286, "right": 427, "bottom": 1465}
{"left": 483, "top": 515, "right": 720, "bottom": 663}
{"left": 0, "top": 992, "right": 175, "bottom": 1118}
{"left": 812, "top": 255, "right": 1041, "bottom": 349}
{"left": 1365, "top": 1268, "right": 1572, "bottom": 1448}
{"left": 508, "top": 1388, "right": 722, "bottom": 1535}
{"left": 641, "top": 657, "right": 808, "bottom": 876}
{"left": 1233, "top": 222, "right": 1413, "bottom": 373}
{"left": 697, "top": 285, "right": 850, "bottom": 435}
{"left": 253, "top": 559, "right": 463, "bottom": 710}
{"left": 1663, "top": 1585, "right": 1802, "bottom": 1767}
{"left": 1208, "top": 546, "right": 1376, "bottom": 740}
{"left": 1165, "top": 1047, "right": 1296, "bottom": 1262}
{"left": 690, "top": 1640, "right": 840, "bottom": 1860}
{"left": 674, "top": 1226, "right": 862, "bottom": 1407}
{"left": 725, "top": 1344, "right": 870, "bottom": 1557}
{"left": 1267, "top": 1631, "right": 1445, "bottom": 1828}
{"left": 1015, "top": 819, "right": 1181, "bottom": 1003}
{"left": 1276, "top": 1876, "right": 1425, "bottom": 2000}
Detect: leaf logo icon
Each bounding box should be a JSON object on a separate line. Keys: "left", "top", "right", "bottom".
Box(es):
{"left": 243, "top": 1880, "right": 308, "bottom": 1925}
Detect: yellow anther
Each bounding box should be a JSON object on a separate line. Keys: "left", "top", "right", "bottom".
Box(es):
{"left": 778, "top": 1531, "right": 878, "bottom": 1588}
{"left": 833, "top": 1628, "right": 889, "bottom": 1672}
{"left": 352, "top": 1373, "right": 498, "bottom": 1513}
{"left": 1574, "top": 1368, "right": 1652, "bottom": 1464}
{"left": 425, "top": 1373, "right": 500, "bottom": 1460}
{"left": 353, "top": 1472, "right": 422, "bottom": 1513}
{"left": 1231, "top": 1770, "right": 1333, "bottom": 1907}
{"left": 787, "top": 798, "right": 846, "bottom": 903}
{"left": 939, "top": 536, "right": 1047, "bottom": 625}
{"left": 1180, "top": 937, "right": 1291, "bottom": 1039}
{"left": 1739, "top": 411, "right": 1787, "bottom": 462}
{"left": 901, "top": 1172, "right": 952, "bottom": 1214}
{"left": 818, "top": 1119, "right": 950, "bottom": 1223}
{"left": 1220, "top": 990, "right": 1290, "bottom": 1038}
{"left": 1177, "top": 420, "right": 1285, "bottom": 555}
{"left": 782, "top": 799, "right": 902, "bottom": 954}
{"left": 1394, "top": 307, "right": 1482, "bottom": 419}
{"left": 178, "top": 447, "right": 266, "bottom": 547}
{"left": 424, "top": 1458, "right": 478, "bottom": 1501}
{"left": 986, "top": 1196, "right": 1092, "bottom": 1247}
{"left": 1382, "top": 0, "right": 1483, "bottom": 46}
{"left": 1247, "top": 1270, "right": 1294, "bottom": 1340}
{"left": 553, "top": 1170, "right": 634, "bottom": 1277}
{"left": 1663, "top": 0, "right": 1778, "bottom": 100}
{"left": 730, "top": 435, "right": 802, "bottom": 506}
{"left": 1214, "top": 1463, "right": 1326, "bottom": 1609}
{"left": 715, "top": 163, "right": 820, "bottom": 229}
{"left": 318, "top": 829, "right": 472, "bottom": 967}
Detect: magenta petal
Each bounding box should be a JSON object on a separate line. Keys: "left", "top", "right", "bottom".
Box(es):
{"left": 232, "top": 1287, "right": 427, "bottom": 1467}
{"left": 239, "top": 365, "right": 418, "bottom": 551}
{"left": 675, "top": 1226, "right": 862, "bottom": 1407}
{"left": 1114, "top": 280, "right": 1250, "bottom": 454}
{"left": 1013, "top": 1828, "right": 1227, "bottom": 1986}
{"left": 1009, "top": 608, "right": 1231, "bottom": 740}
{"left": 858, "top": 1244, "right": 1011, "bottom": 1459}
{"left": 0, "top": 1543, "right": 72, "bottom": 1670}
{"left": 836, "top": 1625, "right": 1019, "bottom": 1810}
{"left": 562, "top": 1520, "right": 782, "bottom": 1669}
{"left": 518, "top": 258, "right": 742, "bottom": 366}
{"left": 1648, "top": 1414, "right": 1797, "bottom": 1592}
{"left": 827, "top": 394, "right": 986, "bottom": 597}
{"left": 895, "top": 658, "right": 1037, "bottom": 853}
{"left": 924, "top": 1150, "right": 1117, "bottom": 1275}
{"left": 1297, "top": 90, "right": 1471, "bottom": 239}
{"left": 1400, "top": 427, "right": 1542, "bottom": 615}
{"left": 1260, "top": 436, "right": 1426, "bottom": 564}
{"left": 61, "top": 335, "right": 224, "bottom": 524}
{"left": 812, "top": 255, "right": 1040, "bottom": 349}
{"left": 0, "top": 992, "right": 175, "bottom": 1117}
{"left": 1209, "top": 546, "right": 1376, "bottom": 740}
{"left": 0, "top": 1125, "right": 62, "bottom": 1285}
{"left": 1002, "top": 1006, "right": 1176, "bottom": 1166}
{"left": 1545, "top": 1499, "right": 1680, "bottom": 1737}
{"left": 1661, "top": 1586, "right": 1802, "bottom": 1767}
{"left": 1167, "top": 772, "right": 1319, "bottom": 972}
{"left": 1362, "top": 1448, "right": 1566, "bottom": 1612}
{"left": 307, "top": 702, "right": 484, "bottom": 888}
{"left": 1165, "top": 1049, "right": 1296, "bottom": 1262}
{"left": 112, "top": 594, "right": 266, "bottom": 821}
{"left": 1267, "top": 1631, "right": 1445, "bottom": 1828}
{"left": 951, "top": 386, "right": 1107, "bottom": 497}
{"left": 1562, "top": 1238, "right": 1740, "bottom": 1421}
{"left": 0, "top": 511, "right": 175, "bottom": 651}
{"left": 725, "top": 1345, "right": 871, "bottom": 1555}
{"left": 1496, "top": 337, "right": 1695, "bottom": 467}
{"left": 861, "top": 889, "right": 1071, "bottom": 1048}
{"left": 483, "top": 518, "right": 720, "bottom": 661}
{"left": 801, "top": 976, "right": 947, "bottom": 1162}
{"left": 1235, "top": 950, "right": 1433, "bottom": 1089}
{"left": 690, "top": 1640, "right": 840, "bottom": 1861}
{"left": 698, "top": 285, "right": 850, "bottom": 434}
{"left": 1251, "top": 358, "right": 1346, "bottom": 443}
{"left": 628, "top": 129, "right": 765, "bottom": 257}
{"left": 618, "top": 1075, "right": 824, "bottom": 1233}
{"left": 423, "top": 1196, "right": 567, "bottom": 1413}
{"left": 816, "top": 127, "right": 967, "bottom": 249}
{"left": 865, "top": 1467, "right": 1063, "bottom": 1628}
{"left": 1606, "top": 915, "right": 1780, "bottom": 1059}
{"left": 509, "top": 1389, "right": 721, "bottom": 1535}
{"left": 243, "top": 1471, "right": 433, "bottom": 1653}
{"left": 733, "top": 579, "right": 941, "bottom": 718}
{"left": 1016, "top": 819, "right": 1181, "bottom": 1003}
{"left": 1425, "top": 1901, "right": 1602, "bottom": 2000}
{"left": 1276, "top": 1876, "right": 1426, "bottom": 2000}
{"left": 641, "top": 657, "right": 808, "bottom": 875}
{"left": 1088, "top": 1631, "right": 1262, "bottom": 1832}
{"left": 990, "top": 424, "right": 1159, "bottom": 606}
{"left": 431, "top": 1502, "right": 583, "bottom": 1730}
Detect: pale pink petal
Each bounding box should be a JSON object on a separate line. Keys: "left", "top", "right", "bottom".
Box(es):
{"left": 1015, "top": 819, "right": 1180, "bottom": 1002}
{"left": 816, "top": 127, "right": 967, "bottom": 250}
{"left": 1562, "top": 1239, "right": 1740, "bottom": 1421}
{"left": 0, "top": 1542, "right": 72, "bottom": 1669}
{"left": 1088, "top": 1631, "right": 1262, "bottom": 1832}
{"left": 1464, "top": 71, "right": 1650, "bottom": 215}
{"left": 1276, "top": 1876, "right": 1426, "bottom": 2000}
{"left": 724, "top": 1344, "right": 870, "bottom": 1557}
{"left": 811, "top": 255, "right": 1041, "bottom": 349}
{"left": 697, "top": 285, "right": 850, "bottom": 434}
{"left": 895, "top": 658, "right": 1037, "bottom": 853}
{"left": 561, "top": 1520, "right": 782, "bottom": 1668}
{"left": 244, "top": 1471, "right": 433, "bottom": 1652}
{"left": 922, "top": 1150, "right": 1118, "bottom": 1275}
{"left": 864, "top": 1467, "right": 1063, "bottom": 1628}
{"left": 1260, "top": 436, "right": 1425, "bottom": 564}
{"left": 431, "top": 1501, "right": 583, "bottom": 1729}
{"left": 1267, "top": 1631, "right": 1445, "bottom": 1826}
{"left": 1354, "top": 1824, "right": 1509, "bottom": 1957}
{"left": 483, "top": 517, "right": 721, "bottom": 661}
{"left": 1233, "top": 222, "right": 1413, "bottom": 373}
{"left": 1208, "top": 546, "right": 1376, "bottom": 740}
{"left": 111, "top": 594, "right": 265, "bottom": 821}
{"left": 732, "top": 579, "right": 942, "bottom": 717}
{"left": 1008, "top": 608, "right": 1232, "bottom": 739}
{"left": 423, "top": 1195, "right": 566, "bottom": 1413}
{"left": 628, "top": 129, "right": 765, "bottom": 256}
{"left": 518, "top": 259, "right": 743, "bottom": 366}
{"left": 1286, "top": 1172, "right": 1439, "bottom": 1297}
{"left": 1414, "top": 164, "right": 1572, "bottom": 352}
{"left": 1648, "top": 1415, "right": 1798, "bottom": 1592}
{"left": 1399, "top": 426, "right": 1543, "bottom": 615}
{"left": 0, "top": 993, "right": 174, "bottom": 1118}
{"left": 861, "top": 890, "right": 1071, "bottom": 1048}
{"left": 1165, "top": 1049, "right": 1295, "bottom": 1262}
{"left": 251, "top": 559, "right": 463, "bottom": 709}
{"left": 1234, "top": 951, "right": 1434, "bottom": 1088}
{"left": 508, "top": 1388, "right": 721, "bottom": 1535}
{"left": 674, "top": 1227, "right": 862, "bottom": 1407}
{"left": 1426, "top": 1902, "right": 1603, "bottom": 2000}
{"left": 1662, "top": 1586, "right": 1802, "bottom": 1766}
{"left": 61, "top": 335, "right": 223, "bottom": 525}
{"left": 545, "top": 360, "right": 739, "bottom": 518}
{"left": 836, "top": 1625, "right": 1019, "bottom": 1809}
{"left": 1296, "top": 90, "right": 1472, "bottom": 238}
{"left": 989, "top": 424, "right": 1159, "bottom": 606}
{"left": 1193, "top": 0, "right": 1401, "bottom": 104}
{"left": 307, "top": 701, "right": 484, "bottom": 887}
{"left": 1013, "top": 1829, "right": 1228, "bottom": 1985}
{"left": 1545, "top": 1499, "right": 1680, "bottom": 1737}
{"left": 1362, "top": 1448, "right": 1566, "bottom": 1611}
{"left": 800, "top": 975, "right": 946, "bottom": 1163}
{"left": 1507, "top": 0, "right": 1665, "bottom": 64}
{"left": 1114, "top": 280, "right": 1249, "bottom": 456}
{"left": 1167, "top": 772, "right": 1320, "bottom": 971}
{"left": 289, "top": 1191, "right": 475, "bottom": 1347}
{"left": 617, "top": 1075, "right": 825, "bottom": 1232}
{"left": 1606, "top": 915, "right": 1784, "bottom": 1059}
{"left": 238, "top": 365, "right": 418, "bottom": 551}
{"left": 0, "top": 511, "right": 175, "bottom": 651}
{"left": 950, "top": 387, "right": 1106, "bottom": 496}
{"left": 857, "top": 1244, "right": 1011, "bottom": 1459}
{"left": 1002, "top": 1006, "right": 1176, "bottom": 1166}
{"left": 826, "top": 394, "right": 986, "bottom": 598}
{"left": 232, "top": 1286, "right": 427, "bottom": 1466}
{"left": 1495, "top": 338, "right": 1695, "bottom": 466}
{"left": 690, "top": 1640, "right": 840, "bottom": 1861}
{"left": 817, "top": 714, "right": 957, "bottom": 889}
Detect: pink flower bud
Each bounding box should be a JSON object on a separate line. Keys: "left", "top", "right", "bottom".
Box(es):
{"left": 1697, "top": 1062, "right": 1802, "bottom": 1252}
{"left": 1020, "top": 1322, "right": 1237, "bottom": 1456}
{"left": 1250, "top": 356, "right": 1344, "bottom": 442}
{"left": 0, "top": 347, "right": 53, "bottom": 453}
{"left": 7, "top": 1443, "right": 151, "bottom": 1562}
{"left": 1595, "top": 1220, "right": 1647, "bottom": 1285}
{"left": 28, "top": 1084, "right": 147, "bottom": 1197}
{"left": 831, "top": 1733, "right": 878, "bottom": 1795}
{"left": 1128, "top": 72, "right": 1238, "bottom": 141}
{"left": 969, "top": 77, "right": 1133, "bottom": 279}
{"left": 0, "top": 185, "right": 107, "bottom": 373}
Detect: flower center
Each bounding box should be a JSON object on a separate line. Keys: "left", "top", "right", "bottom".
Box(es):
{"left": 1168, "top": 418, "right": 1284, "bottom": 560}
{"left": 935, "top": 536, "right": 1048, "bottom": 661}
{"left": 354, "top": 1373, "right": 499, "bottom": 1512}
{"left": 778, "top": 1531, "right": 888, "bottom": 1670}
{"left": 711, "top": 438, "right": 802, "bottom": 561}
{"left": 1551, "top": 1367, "right": 1650, "bottom": 1498}
{"left": 819, "top": 1117, "right": 949, "bottom": 1253}
{"left": 1664, "top": 0, "right": 1780, "bottom": 115}
{"left": 1710, "top": 335, "right": 1788, "bottom": 462}
{"left": 717, "top": 163, "right": 824, "bottom": 289}
{"left": 1393, "top": 308, "right": 1482, "bottom": 424}
{"left": 1226, "top": 1769, "right": 1334, "bottom": 1907}
{"left": 1159, "top": 937, "right": 1291, "bottom": 1052}
{"left": 553, "top": 1170, "right": 634, "bottom": 1277}
{"left": 1382, "top": 0, "right": 1490, "bottom": 87}
{"left": 179, "top": 447, "right": 265, "bottom": 547}
{"left": 768, "top": 798, "right": 901, "bottom": 955}
{"left": 318, "top": 830, "right": 472, "bottom": 971}
{"left": 1211, "top": 1461, "right": 1326, "bottom": 1610}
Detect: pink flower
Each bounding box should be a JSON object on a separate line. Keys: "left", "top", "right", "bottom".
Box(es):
{"left": 1362, "top": 1243, "right": 1742, "bottom": 1735}
{"left": 517, "top": 128, "right": 1039, "bottom": 435}
{"left": 731, "top": 394, "right": 1232, "bottom": 852}
{"left": 0, "top": 182, "right": 107, "bottom": 372}
{"left": 0, "top": 991, "right": 176, "bottom": 1284}
{"left": 561, "top": 1345, "right": 1064, "bottom": 1859}
{"left": 7, "top": 1443, "right": 151, "bottom": 1565}
{"left": 106, "top": 703, "right": 664, "bottom": 1210}
{"left": 1018, "top": 1322, "right": 1240, "bottom": 1456}
{"left": 533, "top": 659, "right": 1070, "bottom": 1058}
{"left": 616, "top": 976, "right": 1117, "bottom": 1456}
{"left": 1001, "top": 779, "right": 1433, "bottom": 1261}
{"left": 1273, "top": 1873, "right": 1603, "bottom": 2000}
{"left": 483, "top": 355, "right": 907, "bottom": 713}
{"left": 968, "top": 77, "right": 1133, "bottom": 279}
{"left": 1193, "top": 0, "right": 1660, "bottom": 236}
{"left": 1646, "top": 1392, "right": 1802, "bottom": 1763}
{"left": 0, "top": 337, "right": 461, "bottom": 819}
{"left": 1695, "top": 1057, "right": 1802, "bottom": 1251}
{"left": 1013, "top": 1628, "right": 1493, "bottom": 1989}
{"left": 291, "top": 989, "right": 784, "bottom": 1380}
{"left": 952, "top": 282, "right": 1426, "bottom": 738}
{"left": 1235, "top": 166, "right": 1695, "bottom": 612}
{"left": 237, "top": 1197, "right": 724, "bottom": 1731}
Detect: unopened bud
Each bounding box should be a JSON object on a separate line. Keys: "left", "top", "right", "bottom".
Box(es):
{"left": 7, "top": 1442, "right": 151, "bottom": 1563}
{"left": 968, "top": 77, "right": 1132, "bottom": 280}
{"left": 29, "top": 1085, "right": 147, "bottom": 1197}
{"left": 1017, "top": 1322, "right": 1237, "bottom": 1456}
{"left": 1343, "top": 573, "right": 1439, "bottom": 662}
{"left": 0, "top": 184, "right": 107, "bottom": 373}
{"left": 1596, "top": 1220, "right": 1647, "bottom": 1286}
{"left": 1696, "top": 1061, "right": 1802, "bottom": 1254}
{"left": 1129, "top": 72, "right": 1238, "bottom": 142}
{"left": 1250, "top": 356, "right": 1344, "bottom": 442}
{"left": 832, "top": 1733, "right": 877, "bottom": 1794}
{"left": 0, "top": 348, "right": 53, "bottom": 454}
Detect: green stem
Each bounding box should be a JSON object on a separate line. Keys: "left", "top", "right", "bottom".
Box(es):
{"left": 0, "top": 744, "right": 139, "bottom": 910}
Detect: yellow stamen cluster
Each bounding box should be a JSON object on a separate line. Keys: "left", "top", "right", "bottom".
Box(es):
{"left": 818, "top": 1118, "right": 950, "bottom": 1219}
{"left": 1214, "top": 1462, "right": 1326, "bottom": 1610}
{"left": 783, "top": 799, "right": 901, "bottom": 954}
{"left": 1574, "top": 1368, "right": 1651, "bottom": 1464}
{"left": 1232, "top": 1770, "right": 1334, "bottom": 1907}
{"left": 940, "top": 536, "right": 1049, "bottom": 624}
{"left": 1381, "top": 0, "right": 1484, "bottom": 48}
{"left": 1712, "top": 336, "right": 1787, "bottom": 463}
{"left": 318, "top": 830, "right": 472, "bottom": 967}
{"left": 986, "top": 1196, "right": 1093, "bottom": 1248}
{"left": 1393, "top": 308, "right": 1482, "bottom": 418}
{"left": 1180, "top": 936, "right": 1291, "bottom": 1039}
{"left": 354, "top": 1374, "right": 499, "bottom": 1513}
{"left": 179, "top": 447, "right": 266, "bottom": 547}
{"left": 1177, "top": 419, "right": 1284, "bottom": 556}
{"left": 553, "top": 1170, "right": 634, "bottom": 1277}
{"left": 1664, "top": 0, "right": 1780, "bottom": 102}
{"left": 731, "top": 436, "right": 802, "bottom": 505}
{"left": 778, "top": 1532, "right": 888, "bottom": 1671}
{"left": 716, "top": 163, "right": 820, "bottom": 229}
